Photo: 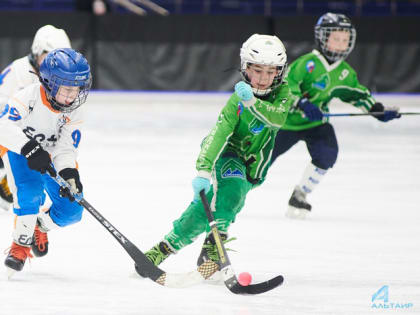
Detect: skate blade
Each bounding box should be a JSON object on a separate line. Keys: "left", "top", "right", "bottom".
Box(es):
{"left": 6, "top": 267, "right": 16, "bottom": 280}
{"left": 285, "top": 206, "right": 309, "bottom": 220}
{"left": 203, "top": 271, "right": 224, "bottom": 285}
{"left": 0, "top": 199, "right": 11, "bottom": 212}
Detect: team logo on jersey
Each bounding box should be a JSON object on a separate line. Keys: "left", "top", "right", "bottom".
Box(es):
{"left": 312, "top": 73, "right": 330, "bottom": 90}
{"left": 306, "top": 60, "right": 315, "bottom": 73}
{"left": 249, "top": 118, "right": 264, "bottom": 135}
{"left": 221, "top": 159, "right": 245, "bottom": 179}
{"left": 57, "top": 115, "right": 70, "bottom": 128}
{"left": 237, "top": 102, "right": 244, "bottom": 116}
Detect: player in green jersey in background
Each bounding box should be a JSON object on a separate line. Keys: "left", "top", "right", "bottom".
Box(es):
{"left": 136, "top": 34, "right": 297, "bottom": 275}
{"left": 271, "top": 13, "right": 401, "bottom": 219}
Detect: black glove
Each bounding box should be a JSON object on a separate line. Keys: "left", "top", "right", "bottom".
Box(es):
{"left": 59, "top": 168, "right": 83, "bottom": 202}
{"left": 21, "top": 139, "right": 56, "bottom": 176}
{"left": 369, "top": 103, "right": 401, "bottom": 122}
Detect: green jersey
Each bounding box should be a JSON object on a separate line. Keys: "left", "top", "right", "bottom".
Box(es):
{"left": 196, "top": 83, "right": 295, "bottom": 182}
{"left": 283, "top": 49, "right": 376, "bottom": 131}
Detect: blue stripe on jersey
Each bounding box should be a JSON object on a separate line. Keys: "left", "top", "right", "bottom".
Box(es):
{"left": 0, "top": 68, "right": 11, "bottom": 85}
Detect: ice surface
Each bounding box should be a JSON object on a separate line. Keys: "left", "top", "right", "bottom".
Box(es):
{"left": 0, "top": 92, "right": 419, "bottom": 315}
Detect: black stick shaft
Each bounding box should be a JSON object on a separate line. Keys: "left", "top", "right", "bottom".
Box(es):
{"left": 325, "top": 112, "right": 420, "bottom": 117}
{"left": 51, "top": 173, "right": 164, "bottom": 281}
{"left": 200, "top": 190, "right": 231, "bottom": 267}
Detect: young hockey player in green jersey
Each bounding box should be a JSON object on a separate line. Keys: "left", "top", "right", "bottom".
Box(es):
{"left": 136, "top": 34, "right": 297, "bottom": 275}
{"left": 271, "top": 13, "right": 401, "bottom": 219}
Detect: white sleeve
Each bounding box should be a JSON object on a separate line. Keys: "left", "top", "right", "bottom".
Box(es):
{"left": 0, "top": 92, "right": 31, "bottom": 154}
{"left": 0, "top": 57, "right": 37, "bottom": 108}
{"left": 0, "top": 64, "right": 19, "bottom": 108}
{"left": 51, "top": 109, "right": 83, "bottom": 173}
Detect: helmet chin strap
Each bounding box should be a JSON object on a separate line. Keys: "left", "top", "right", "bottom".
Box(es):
{"left": 47, "top": 94, "right": 62, "bottom": 111}
{"left": 252, "top": 87, "right": 272, "bottom": 96}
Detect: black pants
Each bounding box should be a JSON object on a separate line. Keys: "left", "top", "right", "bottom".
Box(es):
{"left": 271, "top": 123, "right": 339, "bottom": 170}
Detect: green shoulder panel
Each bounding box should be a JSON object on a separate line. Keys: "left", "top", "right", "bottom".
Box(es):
{"left": 286, "top": 52, "right": 317, "bottom": 98}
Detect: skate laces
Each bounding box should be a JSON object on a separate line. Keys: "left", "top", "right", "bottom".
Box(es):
{"left": 5, "top": 243, "right": 33, "bottom": 261}
{"left": 203, "top": 236, "right": 236, "bottom": 262}
{"left": 145, "top": 244, "right": 171, "bottom": 266}
{"left": 34, "top": 226, "right": 48, "bottom": 251}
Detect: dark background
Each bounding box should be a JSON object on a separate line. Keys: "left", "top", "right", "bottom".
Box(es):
{"left": 0, "top": 5, "right": 419, "bottom": 92}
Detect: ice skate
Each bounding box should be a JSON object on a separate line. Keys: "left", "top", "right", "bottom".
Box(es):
{"left": 286, "top": 186, "right": 312, "bottom": 219}
{"left": 134, "top": 241, "right": 174, "bottom": 278}
{"left": 31, "top": 223, "right": 49, "bottom": 257}
{"left": 197, "top": 233, "right": 228, "bottom": 266}
{"left": 196, "top": 233, "right": 236, "bottom": 285}
{"left": 0, "top": 175, "right": 13, "bottom": 211}
{"left": 6, "top": 266, "right": 16, "bottom": 280}
{"left": 4, "top": 242, "right": 33, "bottom": 278}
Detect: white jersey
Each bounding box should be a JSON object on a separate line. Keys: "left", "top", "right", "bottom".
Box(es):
{"left": 0, "top": 56, "right": 39, "bottom": 107}
{"left": 0, "top": 83, "right": 83, "bottom": 173}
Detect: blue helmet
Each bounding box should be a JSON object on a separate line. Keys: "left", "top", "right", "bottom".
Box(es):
{"left": 39, "top": 48, "right": 92, "bottom": 113}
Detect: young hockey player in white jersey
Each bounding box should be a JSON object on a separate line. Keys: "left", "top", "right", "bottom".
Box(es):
{"left": 0, "top": 24, "right": 71, "bottom": 211}
{"left": 0, "top": 48, "right": 91, "bottom": 275}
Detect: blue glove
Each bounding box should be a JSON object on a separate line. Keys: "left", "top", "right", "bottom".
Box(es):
{"left": 380, "top": 110, "right": 401, "bottom": 122}
{"left": 298, "top": 98, "right": 323, "bottom": 121}
{"left": 192, "top": 176, "right": 210, "bottom": 203}
{"left": 369, "top": 103, "right": 401, "bottom": 122}
{"left": 235, "top": 81, "right": 253, "bottom": 101}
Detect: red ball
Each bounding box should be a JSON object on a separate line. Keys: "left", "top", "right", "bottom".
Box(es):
{"left": 238, "top": 272, "right": 252, "bottom": 286}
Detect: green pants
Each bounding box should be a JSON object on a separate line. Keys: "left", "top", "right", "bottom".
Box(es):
{"left": 164, "top": 155, "right": 255, "bottom": 251}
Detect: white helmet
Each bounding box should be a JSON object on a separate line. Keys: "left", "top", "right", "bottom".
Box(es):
{"left": 240, "top": 34, "right": 287, "bottom": 96}
{"left": 31, "top": 25, "right": 71, "bottom": 60}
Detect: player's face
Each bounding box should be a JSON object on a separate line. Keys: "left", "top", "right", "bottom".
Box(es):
{"left": 246, "top": 64, "right": 279, "bottom": 90}
{"left": 326, "top": 30, "right": 350, "bottom": 53}
{"left": 55, "top": 85, "right": 80, "bottom": 105}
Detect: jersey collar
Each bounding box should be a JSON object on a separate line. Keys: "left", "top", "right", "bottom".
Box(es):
{"left": 312, "top": 49, "right": 343, "bottom": 72}
{"left": 40, "top": 86, "right": 60, "bottom": 113}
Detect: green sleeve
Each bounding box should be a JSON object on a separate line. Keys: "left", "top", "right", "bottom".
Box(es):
{"left": 196, "top": 96, "right": 238, "bottom": 174}
{"left": 336, "top": 64, "right": 376, "bottom": 112}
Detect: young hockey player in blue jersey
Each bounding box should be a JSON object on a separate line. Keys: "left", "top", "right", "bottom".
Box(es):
{"left": 0, "top": 48, "right": 91, "bottom": 276}
{"left": 271, "top": 13, "right": 401, "bottom": 219}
